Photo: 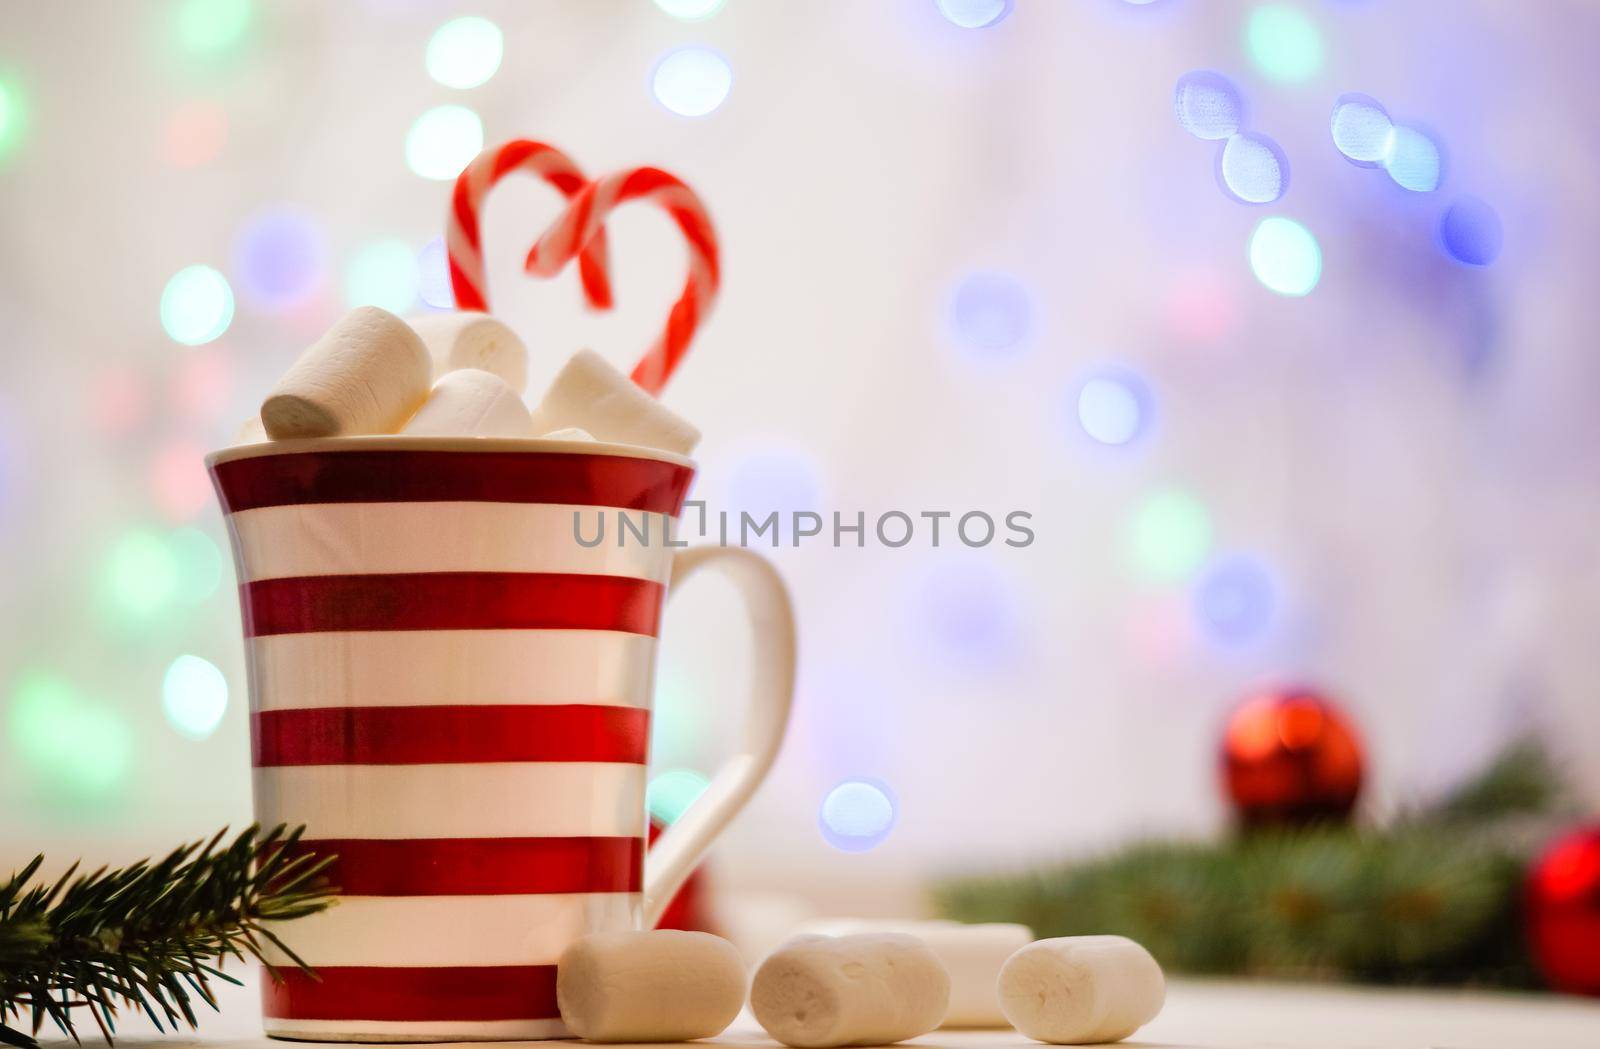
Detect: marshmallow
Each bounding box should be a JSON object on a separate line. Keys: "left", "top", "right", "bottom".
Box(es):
{"left": 556, "top": 930, "right": 745, "bottom": 1043}
{"left": 997, "top": 936, "right": 1164, "bottom": 1045}
{"left": 261, "top": 306, "right": 432, "bottom": 438}
{"left": 751, "top": 934, "right": 949, "bottom": 1048}
{"left": 235, "top": 415, "right": 267, "bottom": 445}
{"left": 540, "top": 427, "right": 595, "bottom": 441}
{"left": 409, "top": 312, "right": 529, "bottom": 394}
{"left": 796, "top": 919, "right": 1032, "bottom": 1028}
{"left": 401, "top": 369, "right": 532, "bottom": 438}
{"left": 528, "top": 349, "right": 700, "bottom": 455}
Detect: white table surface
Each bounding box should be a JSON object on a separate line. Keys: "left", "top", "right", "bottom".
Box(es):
{"left": 38, "top": 968, "right": 1600, "bottom": 1049}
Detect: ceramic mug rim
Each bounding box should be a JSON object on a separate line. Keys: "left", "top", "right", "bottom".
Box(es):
{"left": 206, "top": 434, "right": 696, "bottom": 471}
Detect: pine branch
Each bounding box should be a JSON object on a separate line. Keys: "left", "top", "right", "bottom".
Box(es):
{"left": 0, "top": 825, "right": 336, "bottom": 1049}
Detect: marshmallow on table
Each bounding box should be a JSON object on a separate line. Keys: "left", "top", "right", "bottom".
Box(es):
{"left": 555, "top": 930, "right": 745, "bottom": 1043}
{"left": 998, "top": 935, "right": 1164, "bottom": 1045}
{"left": 528, "top": 349, "right": 700, "bottom": 455}
{"left": 751, "top": 934, "right": 949, "bottom": 1048}
{"left": 401, "top": 369, "right": 531, "bottom": 437}
{"left": 796, "top": 919, "right": 1032, "bottom": 1028}
{"left": 260, "top": 306, "right": 432, "bottom": 438}
{"left": 409, "top": 312, "right": 529, "bottom": 394}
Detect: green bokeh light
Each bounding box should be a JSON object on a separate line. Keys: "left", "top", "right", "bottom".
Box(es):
{"left": 647, "top": 768, "right": 709, "bottom": 826}
{"left": 176, "top": 0, "right": 253, "bottom": 57}
{"left": 162, "top": 654, "right": 229, "bottom": 740}
{"left": 1244, "top": 5, "right": 1324, "bottom": 84}
{"left": 1249, "top": 217, "right": 1322, "bottom": 297}
{"left": 405, "top": 104, "right": 483, "bottom": 181}
{"left": 160, "top": 265, "right": 235, "bottom": 346}
{"left": 9, "top": 670, "right": 134, "bottom": 801}
{"left": 346, "top": 239, "right": 421, "bottom": 313}
{"left": 425, "top": 16, "right": 504, "bottom": 89}
{"left": 169, "top": 526, "right": 224, "bottom": 604}
{"left": 1126, "top": 489, "right": 1213, "bottom": 582}
{"left": 0, "top": 77, "right": 27, "bottom": 162}
{"left": 103, "top": 528, "right": 182, "bottom": 623}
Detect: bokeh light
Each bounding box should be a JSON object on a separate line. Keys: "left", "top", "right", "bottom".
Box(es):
{"left": 653, "top": 0, "right": 727, "bottom": 20}
{"left": 425, "top": 16, "right": 503, "bottom": 89}
{"left": 648, "top": 768, "right": 710, "bottom": 825}
{"left": 172, "top": 347, "right": 233, "bottom": 423}
{"left": 934, "top": 0, "right": 1014, "bottom": 29}
{"left": 1174, "top": 70, "right": 1244, "bottom": 141}
{"left": 9, "top": 670, "right": 134, "bottom": 803}
{"left": 1439, "top": 196, "right": 1503, "bottom": 267}
{"left": 88, "top": 367, "right": 151, "bottom": 437}
{"left": 102, "top": 529, "right": 181, "bottom": 623}
{"left": 1244, "top": 4, "right": 1324, "bottom": 84}
{"left": 346, "top": 239, "right": 421, "bottom": 313}
{"left": 168, "top": 527, "right": 224, "bottom": 605}
{"left": 1248, "top": 217, "right": 1321, "bottom": 297}
{"left": 1329, "top": 93, "right": 1391, "bottom": 166}
{"left": 405, "top": 104, "right": 484, "bottom": 181}
{"left": 1383, "top": 124, "right": 1442, "bottom": 192}
{"left": 913, "top": 559, "right": 1023, "bottom": 672}
{"left": 1194, "top": 554, "right": 1278, "bottom": 646}
{"left": 726, "top": 447, "right": 824, "bottom": 520}
{"left": 0, "top": 76, "right": 28, "bottom": 163}
{"left": 820, "top": 780, "right": 897, "bottom": 852}
{"left": 949, "top": 271, "right": 1033, "bottom": 357}
{"left": 163, "top": 99, "right": 228, "bottom": 168}
{"left": 162, "top": 654, "right": 229, "bottom": 740}
{"left": 175, "top": 0, "right": 253, "bottom": 57}
{"left": 150, "top": 440, "right": 212, "bottom": 522}
{"left": 1076, "top": 367, "right": 1154, "bottom": 447}
{"left": 417, "top": 235, "right": 455, "bottom": 309}
{"left": 651, "top": 47, "right": 733, "bottom": 117}
{"left": 1218, "top": 131, "right": 1289, "bottom": 205}
{"left": 160, "top": 265, "right": 235, "bottom": 346}
{"left": 1126, "top": 488, "right": 1213, "bottom": 582}
{"left": 233, "top": 208, "right": 328, "bottom": 310}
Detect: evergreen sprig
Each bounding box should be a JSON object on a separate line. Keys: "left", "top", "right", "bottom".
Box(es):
{"left": 932, "top": 740, "right": 1568, "bottom": 988}
{"left": 0, "top": 825, "right": 335, "bottom": 1049}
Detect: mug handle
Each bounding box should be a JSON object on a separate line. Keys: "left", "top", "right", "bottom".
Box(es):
{"left": 641, "top": 545, "right": 797, "bottom": 928}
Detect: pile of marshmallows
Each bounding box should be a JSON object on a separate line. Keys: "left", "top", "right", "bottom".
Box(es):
{"left": 243, "top": 306, "right": 699, "bottom": 455}
{"left": 558, "top": 922, "right": 1164, "bottom": 1047}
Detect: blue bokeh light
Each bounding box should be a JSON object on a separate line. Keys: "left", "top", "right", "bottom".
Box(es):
{"left": 1194, "top": 554, "right": 1277, "bottom": 646}
{"left": 1248, "top": 217, "right": 1321, "bottom": 297}
{"left": 913, "top": 558, "right": 1023, "bottom": 672}
{"left": 934, "top": 0, "right": 1014, "bottom": 29}
{"left": 819, "top": 779, "right": 897, "bottom": 852}
{"left": 1439, "top": 196, "right": 1503, "bottom": 266}
{"left": 1075, "top": 366, "right": 1154, "bottom": 447}
{"left": 1383, "top": 124, "right": 1442, "bottom": 192}
{"left": 1218, "top": 131, "right": 1289, "bottom": 205}
{"left": 725, "top": 447, "right": 824, "bottom": 521}
{"left": 233, "top": 209, "right": 327, "bottom": 310}
{"left": 1174, "top": 71, "right": 1244, "bottom": 141}
{"left": 1329, "top": 93, "right": 1391, "bottom": 167}
{"left": 949, "top": 271, "right": 1032, "bottom": 357}
{"left": 417, "top": 235, "right": 454, "bottom": 309}
{"left": 651, "top": 46, "right": 732, "bottom": 117}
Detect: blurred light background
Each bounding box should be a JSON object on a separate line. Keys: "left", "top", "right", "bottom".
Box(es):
{"left": 2, "top": 0, "right": 1598, "bottom": 919}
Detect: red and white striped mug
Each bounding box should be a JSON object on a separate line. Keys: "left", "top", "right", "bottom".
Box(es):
{"left": 208, "top": 436, "right": 796, "bottom": 1042}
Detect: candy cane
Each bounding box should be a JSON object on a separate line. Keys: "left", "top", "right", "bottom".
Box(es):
{"left": 447, "top": 140, "right": 613, "bottom": 313}
{"left": 525, "top": 167, "right": 719, "bottom": 396}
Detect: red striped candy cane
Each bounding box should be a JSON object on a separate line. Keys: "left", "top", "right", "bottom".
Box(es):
{"left": 525, "top": 167, "right": 719, "bottom": 396}
{"left": 448, "top": 140, "right": 613, "bottom": 313}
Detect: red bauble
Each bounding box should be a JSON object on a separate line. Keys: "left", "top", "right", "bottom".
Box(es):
{"left": 1526, "top": 825, "right": 1600, "bottom": 995}
{"left": 1220, "top": 687, "right": 1364, "bottom": 826}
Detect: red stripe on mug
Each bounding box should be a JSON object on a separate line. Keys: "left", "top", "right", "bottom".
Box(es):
{"left": 253, "top": 705, "right": 649, "bottom": 766}
{"left": 268, "top": 836, "right": 643, "bottom": 896}
{"left": 262, "top": 964, "right": 558, "bottom": 1022}
{"left": 242, "top": 573, "right": 663, "bottom": 637}
{"left": 211, "top": 449, "right": 693, "bottom": 514}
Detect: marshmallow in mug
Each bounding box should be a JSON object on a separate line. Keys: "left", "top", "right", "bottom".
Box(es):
{"left": 409, "top": 312, "right": 529, "bottom": 394}
{"left": 998, "top": 935, "right": 1164, "bottom": 1045}
{"left": 260, "top": 306, "right": 432, "bottom": 439}
{"left": 529, "top": 349, "right": 700, "bottom": 455}
{"left": 402, "top": 369, "right": 531, "bottom": 438}
{"left": 751, "top": 934, "right": 949, "bottom": 1048}
{"left": 795, "top": 919, "right": 1032, "bottom": 1028}
{"left": 556, "top": 930, "right": 745, "bottom": 1043}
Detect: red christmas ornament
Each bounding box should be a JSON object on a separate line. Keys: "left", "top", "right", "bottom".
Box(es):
{"left": 1220, "top": 686, "right": 1364, "bottom": 826}
{"left": 1526, "top": 825, "right": 1600, "bottom": 995}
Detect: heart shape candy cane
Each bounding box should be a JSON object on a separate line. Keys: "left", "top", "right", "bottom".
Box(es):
{"left": 447, "top": 140, "right": 721, "bottom": 397}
